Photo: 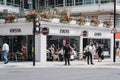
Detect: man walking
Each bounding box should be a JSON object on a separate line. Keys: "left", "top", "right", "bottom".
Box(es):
{"left": 2, "top": 41, "right": 9, "bottom": 64}
{"left": 63, "top": 43, "right": 71, "bottom": 65}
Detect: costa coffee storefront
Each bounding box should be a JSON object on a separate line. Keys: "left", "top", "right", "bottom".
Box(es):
{"left": 80, "top": 27, "right": 113, "bottom": 58}
{"left": 0, "top": 23, "right": 33, "bottom": 61}
{"left": 0, "top": 21, "right": 114, "bottom": 62}
{"left": 40, "top": 22, "right": 113, "bottom": 62}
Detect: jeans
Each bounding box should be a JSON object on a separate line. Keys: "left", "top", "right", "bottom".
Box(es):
{"left": 86, "top": 52, "right": 93, "bottom": 64}
{"left": 3, "top": 50, "right": 9, "bottom": 63}
{"left": 64, "top": 54, "right": 70, "bottom": 65}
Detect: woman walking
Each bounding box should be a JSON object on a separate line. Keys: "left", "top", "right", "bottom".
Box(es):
{"left": 96, "top": 44, "right": 102, "bottom": 62}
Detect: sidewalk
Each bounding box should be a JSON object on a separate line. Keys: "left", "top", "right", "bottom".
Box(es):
{"left": 0, "top": 59, "right": 120, "bottom": 68}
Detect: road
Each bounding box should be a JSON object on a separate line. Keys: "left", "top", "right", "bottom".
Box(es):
{"left": 0, "top": 67, "right": 120, "bottom": 80}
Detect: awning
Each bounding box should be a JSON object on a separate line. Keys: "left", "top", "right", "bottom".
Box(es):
{"left": 116, "top": 32, "right": 120, "bottom": 39}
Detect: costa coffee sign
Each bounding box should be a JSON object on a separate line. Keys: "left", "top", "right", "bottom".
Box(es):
{"left": 9, "top": 28, "right": 21, "bottom": 33}
{"left": 60, "top": 29, "right": 69, "bottom": 34}
{"left": 42, "top": 27, "right": 49, "bottom": 35}
{"left": 82, "top": 30, "right": 88, "bottom": 37}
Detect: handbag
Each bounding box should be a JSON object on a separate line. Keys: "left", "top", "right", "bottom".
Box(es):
{"left": 101, "top": 55, "right": 104, "bottom": 60}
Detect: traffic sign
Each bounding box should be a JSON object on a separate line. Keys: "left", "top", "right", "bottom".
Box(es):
{"left": 111, "top": 27, "right": 117, "bottom": 33}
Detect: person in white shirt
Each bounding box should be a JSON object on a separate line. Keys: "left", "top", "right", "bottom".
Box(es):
{"left": 2, "top": 41, "right": 9, "bottom": 64}
{"left": 85, "top": 43, "right": 94, "bottom": 65}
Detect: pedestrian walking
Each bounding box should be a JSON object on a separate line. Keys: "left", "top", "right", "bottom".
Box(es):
{"left": 96, "top": 44, "right": 102, "bottom": 62}
{"left": 85, "top": 43, "right": 94, "bottom": 65}
{"left": 63, "top": 43, "right": 71, "bottom": 65}
{"left": 2, "top": 41, "right": 9, "bottom": 64}
{"left": 116, "top": 47, "right": 120, "bottom": 59}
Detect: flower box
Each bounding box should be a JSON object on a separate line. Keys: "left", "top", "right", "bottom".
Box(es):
{"left": 40, "top": 13, "right": 54, "bottom": 19}
{"left": 26, "top": 10, "right": 40, "bottom": 22}
{"left": 17, "top": 18, "right": 26, "bottom": 23}
{"left": 103, "top": 21, "right": 112, "bottom": 28}
{"left": 77, "top": 17, "right": 86, "bottom": 25}
{"left": 90, "top": 19, "right": 100, "bottom": 26}
{"left": 3, "top": 15, "right": 16, "bottom": 23}
{"left": 60, "top": 15, "right": 72, "bottom": 23}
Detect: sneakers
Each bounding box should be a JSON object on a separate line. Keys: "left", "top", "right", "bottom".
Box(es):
{"left": 4, "top": 61, "right": 9, "bottom": 64}
{"left": 64, "top": 63, "right": 71, "bottom": 65}
{"left": 4, "top": 62, "right": 7, "bottom": 64}
{"left": 87, "top": 63, "right": 94, "bottom": 65}
{"left": 91, "top": 63, "right": 94, "bottom": 65}
{"left": 68, "top": 64, "right": 71, "bottom": 65}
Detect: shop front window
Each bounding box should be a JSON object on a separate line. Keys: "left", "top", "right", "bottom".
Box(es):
{"left": 83, "top": 38, "right": 111, "bottom": 58}
{"left": 47, "top": 35, "right": 80, "bottom": 61}
{"left": 0, "top": 35, "right": 33, "bottom": 61}
{"left": 47, "top": 36, "right": 79, "bottom": 50}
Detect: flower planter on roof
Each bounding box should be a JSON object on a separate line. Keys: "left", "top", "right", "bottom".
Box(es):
{"left": 90, "top": 19, "right": 100, "bottom": 26}
{"left": 76, "top": 17, "right": 86, "bottom": 25}
{"left": 103, "top": 21, "right": 112, "bottom": 28}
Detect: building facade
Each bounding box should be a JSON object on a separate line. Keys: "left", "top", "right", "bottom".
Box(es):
{"left": 0, "top": 21, "right": 113, "bottom": 62}
{"left": 0, "top": 0, "right": 120, "bottom": 62}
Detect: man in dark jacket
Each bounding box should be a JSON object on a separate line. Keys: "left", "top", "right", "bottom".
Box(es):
{"left": 96, "top": 44, "right": 103, "bottom": 62}
{"left": 63, "top": 43, "right": 71, "bottom": 65}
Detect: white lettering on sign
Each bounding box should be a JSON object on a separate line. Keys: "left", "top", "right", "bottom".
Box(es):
{"left": 10, "top": 28, "right": 21, "bottom": 33}
{"left": 60, "top": 29, "right": 69, "bottom": 34}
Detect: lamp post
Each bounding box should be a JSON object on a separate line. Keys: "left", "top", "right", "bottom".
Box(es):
{"left": 113, "top": 0, "right": 116, "bottom": 62}
{"left": 28, "top": 10, "right": 38, "bottom": 66}
{"left": 32, "top": 0, "right": 35, "bottom": 66}
{"left": 33, "top": 17, "right": 35, "bottom": 66}
{"left": 29, "top": 9, "right": 40, "bottom": 66}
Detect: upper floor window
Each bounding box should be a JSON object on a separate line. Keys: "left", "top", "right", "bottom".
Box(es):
{"left": 117, "top": 0, "right": 120, "bottom": 3}
{"left": 0, "top": 0, "right": 4, "bottom": 4}
{"left": 101, "top": 0, "right": 114, "bottom": 3}
{"left": 65, "top": 0, "right": 74, "bottom": 6}
{"left": 75, "top": 0, "right": 83, "bottom": 5}
{"left": 84, "top": 0, "right": 94, "bottom": 4}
